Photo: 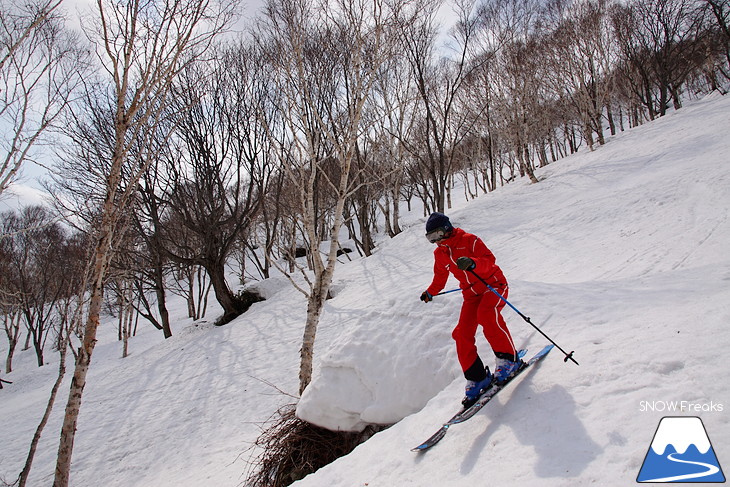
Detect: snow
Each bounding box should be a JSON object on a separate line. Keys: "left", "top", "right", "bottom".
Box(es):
{"left": 1, "top": 93, "right": 730, "bottom": 486}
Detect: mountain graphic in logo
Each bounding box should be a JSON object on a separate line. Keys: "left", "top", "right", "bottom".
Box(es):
{"left": 637, "top": 416, "right": 725, "bottom": 483}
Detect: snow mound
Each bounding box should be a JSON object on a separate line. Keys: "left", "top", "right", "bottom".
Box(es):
{"left": 297, "top": 228, "right": 463, "bottom": 431}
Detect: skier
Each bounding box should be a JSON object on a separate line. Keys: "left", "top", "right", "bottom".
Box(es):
{"left": 420, "top": 212, "right": 523, "bottom": 407}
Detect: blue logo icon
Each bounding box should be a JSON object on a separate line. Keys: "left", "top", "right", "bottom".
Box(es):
{"left": 637, "top": 416, "right": 725, "bottom": 483}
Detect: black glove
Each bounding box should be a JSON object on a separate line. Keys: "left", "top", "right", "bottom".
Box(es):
{"left": 456, "top": 256, "right": 475, "bottom": 271}
{"left": 420, "top": 291, "right": 433, "bottom": 303}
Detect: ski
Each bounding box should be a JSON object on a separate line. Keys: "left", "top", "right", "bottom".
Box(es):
{"left": 411, "top": 345, "right": 553, "bottom": 452}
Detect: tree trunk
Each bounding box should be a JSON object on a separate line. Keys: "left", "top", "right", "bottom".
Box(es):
{"left": 5, "top": 342, "right": 15, "bottom": 374}
{"left": 520, "top": 146, "right": 539, "bottom": 184}
{"left": 54, "top": 215, "right": 112, "bottom": 487}
{"left": 149, "top": 232, "right": 172, "bottom": 337}
{"left": 152, "top": 259, "right": 172, "bottom": 337}
{"left": 391, "top": 183, "right": 402, "bottom": 235}
{"left": 299, "top": 285, "right": 327, "bottom": 395}
{"left": 659, "top": 83, "right": 669, "bottom": 116}
{"left": 32, "top": 329, "right": 45, "bottom": 367}
{"left": 207, "top": 261, "right": 238, "bottom": 319}
{"left": 298, "top": 153, "right": 352, "bottom": 395}
{"left": 5, "top": 322, "right": 18, "bottom": 373}
{"left": 156, "top": 286, "right": 172, "bottom": 338}
{"left": 18, "top": 334, "right": 68, "bottom": 487}
{"left": 122, "top": 299, "right": 132, "bottom": 358}
{"left": 606, "top": 100, "right": 617, "bottom": 136}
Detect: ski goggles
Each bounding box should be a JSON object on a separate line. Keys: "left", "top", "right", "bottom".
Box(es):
{"left": 425, "top": 227, "right": 450, "bottom": 243}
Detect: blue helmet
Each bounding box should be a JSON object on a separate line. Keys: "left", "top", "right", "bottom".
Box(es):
{"left": 425, "top": 212, "right": 453, "bottom": 243}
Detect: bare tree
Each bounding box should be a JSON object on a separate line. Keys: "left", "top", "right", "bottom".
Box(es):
{"left": 152, "top": 46, "right": 265, "bottom": 322}
{"left": 706, "top": 0, "right": 730, "bottom": 48}
{"left": 0, "top": 0, "right": 85, "bottom": 197}
{"left": 702, "top": 0, "right": 730, "bottom": 82}
{"left": 16, "top": 321, "right": 70, "bottom": 487}
{"left": 52, "top": 0, "right": 237, "bottom": 484}
{"left": 0, "top": 213, "right": 23, "bottom": 373}
{"left": 258, "top": 0, "right": 401, "bottom": 394}
{"left": 613, "top": 0, "right": 708, "bottom": 118}
{"left": 0, "top": 206, "right": 71, "bottom": 367}
{"left": 0, "top": 203, "right": 89, "bottom": 487}
{"left": 15, "top": 234, "right": 89, "bottom": 487}
{"left": 128, "top": 153, "right": 175, "bottom": 337}
{"left": 396, "top": 0, "right": 503, "bottom": 211}
{"left": 370, "top": 50, "right": 417, "bottom": 236}
{"left": 0, "top": 0, "right": 62, "bottom": 68}
{"left": 544, "top": 0, "right": 619, "bottom": 150}
{"left": 490, "top": 12, "right": 545, "bottom": 183}
{"left": 1, "top": 304, "right": 21, "bottom": 373}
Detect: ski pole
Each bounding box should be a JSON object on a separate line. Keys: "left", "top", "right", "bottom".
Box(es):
{"left": 435, "top": 288, "right": 461, "bottom": 296}
{"left": 435, "top": 282, "right": 477, "bottom": 297}
{"left": 468, "top": 269, "right": 579, "bottom": 365}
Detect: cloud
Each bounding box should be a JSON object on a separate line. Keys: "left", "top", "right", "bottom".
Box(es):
{"left": 0, "top": 183, "right": 49, "bottom": 212}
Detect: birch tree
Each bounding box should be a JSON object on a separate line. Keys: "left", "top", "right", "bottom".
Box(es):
{"left": 545, "top": 0, "right": 619, "bottom": 150}
{"left": 0, "top": 0, "right": 84, "bottom": 197}
{"left": 397, "top": 0, "right": 496, "bottom": 212}
{"left": 52, "top": 1, "right": 236, "bottom": 485}
{"left": 258, "top": 0, "right": 400, "bottom": 394}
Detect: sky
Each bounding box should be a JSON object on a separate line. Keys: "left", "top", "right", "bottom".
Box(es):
{"left": 1, "top": 0, "right": 461, "bottom": 213}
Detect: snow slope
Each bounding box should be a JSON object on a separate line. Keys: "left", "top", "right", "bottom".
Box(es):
{"left": 1, "top": 93, "right": 729, "bottom": 487}
{"left": 291, "top": 94, "right": 730, "bottom": 486}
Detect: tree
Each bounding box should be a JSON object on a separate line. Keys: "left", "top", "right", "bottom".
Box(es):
{"left": 489, "top": 0, "right": 547, "bottom": 184}
{"left": 0, "top": 213, "right": 22, "bottom": 373}
{"left": 703, "top": 0, "right": 730, "bottom": 82}
{"left": 257, "top": 0, "right": 401, "bottom": 394}
{"left": 52, "top": 0, "right": 237, "bottom": 484}
{"left": 370, "top": 50, "right": 417, "bottom": 235}
{"left": 0, "top": 206, "right": 70, "bottom": 367}
{"left": 128, "top": 151, "right": 175, "bottom": 337}
{"left": 14, "top": 229, "right": 89, "bottom": 487}
{"left": 153, "top": 45, "right": 266, "bottom": 321}
{"left": 545, "top": 0, "right": 619, "bottom": 150}
{"left": 397, "top": 0, "right": 504, "bottom": 211}
{"left": 0, "top": 0, "right": 85, "bottom": 197}
{"left": 613, "top": 0, "right": 708, "bottom": 118}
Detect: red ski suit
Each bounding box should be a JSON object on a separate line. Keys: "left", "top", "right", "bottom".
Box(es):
{"left": 426, "top": 228, "right": 518, "bottom": 374}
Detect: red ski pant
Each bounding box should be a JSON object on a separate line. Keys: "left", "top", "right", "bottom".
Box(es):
{"left": 452, "top": 284, "right": 517, "bottom": 373}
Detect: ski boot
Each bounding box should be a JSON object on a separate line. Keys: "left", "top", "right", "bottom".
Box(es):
{"left": 462, "top": 367, "right": 493, "bottom": 408}
{"left": 494, "top": 356, "right": 525, "bottom": 384}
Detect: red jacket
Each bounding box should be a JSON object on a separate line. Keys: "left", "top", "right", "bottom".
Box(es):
{"left": 426, "top": 228, "right": 507, "bottom": 297}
